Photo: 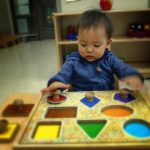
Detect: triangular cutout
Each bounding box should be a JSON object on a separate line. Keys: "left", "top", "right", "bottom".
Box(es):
{"left": 78, "top": 120, "right": 106, "bottom": 139}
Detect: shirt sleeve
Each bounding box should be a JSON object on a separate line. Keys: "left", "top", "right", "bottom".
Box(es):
{"left": 110, "top": 54, "right": 144, "bottom": 82}
{"left": 47, "top": 60, "right": 74, "bottom": 86}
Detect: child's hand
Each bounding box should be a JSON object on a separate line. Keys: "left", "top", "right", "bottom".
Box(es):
{"left": 41, "top": 81, "right": 70, "bottom": 95}
{"left": 121, "top": 75, "right": 143, "bottom": 90}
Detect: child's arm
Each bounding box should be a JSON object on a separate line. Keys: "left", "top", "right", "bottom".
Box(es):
{"left": 121, "top": 75, "right": 143, "bottom": 90}
{"left": 41, "top": 81, "right": 70, "bottom": 94}
{"left": 41, "top": 59, "right": 74, "bottom": 94}
{"left": 110, "top": 54, "right": 144, "bottom": 90}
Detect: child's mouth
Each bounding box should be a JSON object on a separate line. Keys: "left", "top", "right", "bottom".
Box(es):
{"left": 86, "top": 56, "right": 94, "bottom": 59}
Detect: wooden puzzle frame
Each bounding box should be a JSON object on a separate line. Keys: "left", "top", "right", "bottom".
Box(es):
{"left": 13, "top": 91, "right": 150, "bottom": 150}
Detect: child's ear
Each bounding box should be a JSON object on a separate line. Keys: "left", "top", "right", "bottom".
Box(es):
{"left": 106, "top": 38, "right": 112, "bottom": 49}
{"left": 107, "top": 38, "right": 112, "bottom": 45}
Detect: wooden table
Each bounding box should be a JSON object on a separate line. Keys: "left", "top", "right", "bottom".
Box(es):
{"left": 0, "top": 91, "right": 150, "bottom": 150}
{"left": 0, "top": 93, "right": 42, "bottom": 150}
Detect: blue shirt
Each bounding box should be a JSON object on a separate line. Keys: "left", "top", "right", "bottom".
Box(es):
{"left": 48, "top": 49, "right": 143, "bottom": 91}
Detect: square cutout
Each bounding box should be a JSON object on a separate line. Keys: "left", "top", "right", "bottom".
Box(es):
{"left": 45, "top": 107, "right": 77, "bottom": 118}
{"left": 0, "top": 123, "right": 19, "bottom": 143}
{"left": 32, "top": 121, "right": 61, "bottom": 140}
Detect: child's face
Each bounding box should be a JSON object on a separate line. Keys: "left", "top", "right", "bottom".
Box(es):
{"left": 78, "top": 26, "right": 111, "bottom": 62}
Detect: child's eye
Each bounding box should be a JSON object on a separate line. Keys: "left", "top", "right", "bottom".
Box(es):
{"left": 80, "top": 44, "right": 86, "bottom": 47}
{"left": 94, "top": 45, "right": 101, "bottom": 48}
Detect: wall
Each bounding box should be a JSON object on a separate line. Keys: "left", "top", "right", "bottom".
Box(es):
{"left": 0, "top": 0, "right": 149, "bottom": 34}
{"left": 0, "top": 0, "right": 13, "bottom": 33}
{"left": 60, "top": 0, "right": 150, "bottom": 13}
{"left": 56, "top": 0, "right": 62, "bottom": 12}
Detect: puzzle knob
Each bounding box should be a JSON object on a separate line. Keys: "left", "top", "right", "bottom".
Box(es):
{"left": 85, "top": 91, "right": 95, "bottom": 102}
{"left": 52, "top": 89, "right": 61, "bottom": 99}
{"left": 13, "top": 99, "right": 24, "bottom": 110}
{"left": 0, "top": 119, "right": 8, "bottom": 133}
{"left": 120, "top": 89, "right": 129, "bottom": 99}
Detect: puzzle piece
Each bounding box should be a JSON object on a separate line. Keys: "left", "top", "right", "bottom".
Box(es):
{"left": 114, "top": 92, "right": 135, "bottom": 103}
{"left": 46, "top": 89, "right": 67, "bottom": 104}
{"left": 80, "top": 92, "right": 100, "bottom": 108}
{"left": 0, "top": 119, "right": 19, "bottom": 143}
{"left": 2, "top": 99, "right": 34, "bottom": 117}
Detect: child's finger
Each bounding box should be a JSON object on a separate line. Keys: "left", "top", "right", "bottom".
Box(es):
{"left": 41, "top": 88, "right": 48, "bottom": 94}
{"left": 57, "top": 83, "right": 70, "bottom": 89}
{"left": 41, "top": 83, "right": 70, "bottom": 94}
{"left": 41, "top": 87, "right": 53, "bottom": 93}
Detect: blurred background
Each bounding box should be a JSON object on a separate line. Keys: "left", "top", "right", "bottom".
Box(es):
{"left": 0, "top": 0, "right": 150, "bottom": 103}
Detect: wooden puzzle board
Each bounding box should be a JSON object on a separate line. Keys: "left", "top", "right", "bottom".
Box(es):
{"left": 14, "top": 91, "right": 150, "bottom": 149}
{"left": 0, "top": 93, "right": 41, "bottom": 150}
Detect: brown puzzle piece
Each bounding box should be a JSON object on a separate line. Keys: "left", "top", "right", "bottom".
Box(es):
{"left": 2, "top": 104, "right": 34, "bottom": 117}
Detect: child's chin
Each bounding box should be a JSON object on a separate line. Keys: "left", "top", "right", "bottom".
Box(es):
{"left": 86, "top": 58, "right": 96, "bottom": 62}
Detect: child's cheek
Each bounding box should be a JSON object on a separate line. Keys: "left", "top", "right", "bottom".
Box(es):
{"left": 79, "top": 48, "right": 86, "bottom": 57}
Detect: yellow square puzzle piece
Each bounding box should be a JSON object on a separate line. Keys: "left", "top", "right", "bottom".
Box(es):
{"left": 0, "top": 123, "right": 19, "bottom": 143}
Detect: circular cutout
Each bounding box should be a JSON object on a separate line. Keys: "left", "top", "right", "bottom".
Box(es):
{"left": 101, "top": 105, "right": 133, "bottom": 117}
{"left": 124, "top": 119, "right": 150, "bottom": 138}
{"left": 47, "top": 94, "right": 66, "bottom": 104}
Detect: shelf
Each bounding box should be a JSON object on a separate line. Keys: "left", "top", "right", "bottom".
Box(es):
{"left": 53, "top": 8, "right": 150, "bottom": 16}
{"left": 129, "top": 62, "right": 150, "bottom": 74}
{"left": 54, "top": 9, "right": 150, "bottom": 71}
{"left": 58, "top": 40, "right": 78, "bottom": 45}
{"left": 102, "top": 8, "right": 150, "bottom": 13}
{"left": 112, "top": 36, "right": 150, "bottom": 43}
{"left": 57, "top": 36, "right": 150, "bottom": 45}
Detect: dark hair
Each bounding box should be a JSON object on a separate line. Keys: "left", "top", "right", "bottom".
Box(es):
{"left": 77, "top": 9, "right": 113, "bottom": 38}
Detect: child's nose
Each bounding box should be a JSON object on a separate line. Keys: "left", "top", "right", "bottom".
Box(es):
{"left": 86, "top": 46, "right": 93, "bottom": 52}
